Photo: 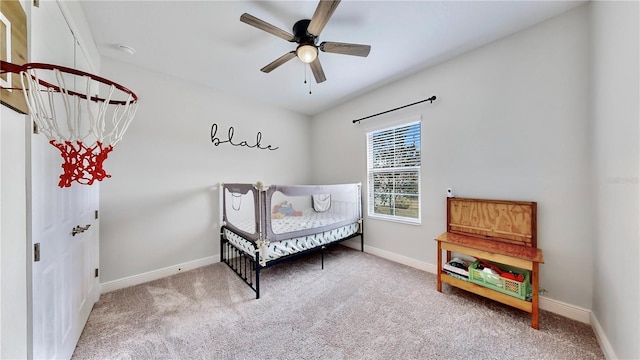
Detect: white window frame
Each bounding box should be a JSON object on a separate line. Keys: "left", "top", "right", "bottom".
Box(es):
{"left": 366, "top": 117, "right": 421, "bottom": 224}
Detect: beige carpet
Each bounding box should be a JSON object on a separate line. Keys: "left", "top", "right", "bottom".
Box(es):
{"left": 73, "top": 245, "right": 604, "bottom": 359}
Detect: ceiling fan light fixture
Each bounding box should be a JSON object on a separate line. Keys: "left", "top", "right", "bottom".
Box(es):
{"left": 296, "top": 45, "right": 318, "bottom": 64}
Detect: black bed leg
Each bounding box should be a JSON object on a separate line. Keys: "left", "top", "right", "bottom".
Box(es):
{"left": 255, "top": 265, "right": 260, "bottom": 299}
{"left": 321, "top": 246, "right": 325, "bottom": 270}
{"left": 220, "top": 233, "right": 224, "bottom": 261}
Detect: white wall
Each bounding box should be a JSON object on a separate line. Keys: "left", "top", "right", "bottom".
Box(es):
{"left": 98, "top": 58, "right": 312, "bottom": 284}
{"left": 590, "top": 1, "right": 639, "bottom": 359}
{"left": 1, "top": 0, "right": 28, "bottom": 356}
{"left": 0, "top": 77, "right": 5, "bottom": 356}
{"left": 0, "top": 68, "right": 28, "bottom": 360}
{"left": 1, "top": 84, "right": 2, "bottom": 356}
{"left": 0, "top": 106, "right": 28, "bottom": 360}
{"left": 311, "top": 5, "right": 593, "bottom": 309}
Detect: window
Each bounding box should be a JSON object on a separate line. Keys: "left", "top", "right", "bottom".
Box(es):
{"left": 366, "top": 119, "right": 421, "bottom": 223}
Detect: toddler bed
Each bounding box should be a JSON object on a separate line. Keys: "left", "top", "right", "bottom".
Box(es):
{"left": 220, "top": 182, "right": 363, "bottom": 298}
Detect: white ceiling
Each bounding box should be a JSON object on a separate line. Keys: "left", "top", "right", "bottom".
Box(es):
{"left": 80, "top": 0, "right": 585, "bottom": 116}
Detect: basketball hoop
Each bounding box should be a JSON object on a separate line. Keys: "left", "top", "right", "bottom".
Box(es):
{"left": 1, "top": 60, "right": 138, "bottom": 187}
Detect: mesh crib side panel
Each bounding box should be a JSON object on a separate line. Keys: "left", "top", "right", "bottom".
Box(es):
{"left": 265, "top": 183, "right": 362, "bottom": 241}
{"left": 223, "top": 184, "right": 259, "bottom": 240}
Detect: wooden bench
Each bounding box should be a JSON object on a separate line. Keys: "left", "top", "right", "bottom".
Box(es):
{"left": 435, "top": 197, "right": 544, "bottom": 329}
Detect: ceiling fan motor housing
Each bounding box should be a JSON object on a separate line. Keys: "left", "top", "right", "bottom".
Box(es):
{"left": 292, "top": 19, "right": 317, "bottom": 46}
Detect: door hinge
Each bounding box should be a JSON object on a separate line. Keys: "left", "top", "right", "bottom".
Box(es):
{"left": 95, "top": 210, "right": 99, "bottom": 219}
{"left": 34, "top": 243, "right": 40, "bottom": 262}
{"left": 33, "top": 121, "right": 39, "bottom": 134}
{"left": 33, "top": 0, "right": 39, "bottom": 8}
{"left": 94, "top": 268, "right": 99, "bottom": 278}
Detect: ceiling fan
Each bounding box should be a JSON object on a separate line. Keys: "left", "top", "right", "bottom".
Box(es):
{"left": 240, "top": 0, "right": 371, "bottom": 84}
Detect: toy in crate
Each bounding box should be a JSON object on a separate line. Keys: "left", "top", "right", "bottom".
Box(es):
{"left": 469, "top": 260, "right": 531, "bottom": 300}
{"left": 443, "top": 256, "right": 475, "bottom": 279}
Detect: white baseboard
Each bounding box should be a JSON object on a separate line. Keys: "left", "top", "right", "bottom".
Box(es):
{"left": 343, "top": 240, "right": 594, "bottom": 325}
{"left": 100, "top": 255, "right": 219, "bottom": 294}
{"left": 341, "top": 239, "right": 437, "bottom": 276}
{"left": 538, "top": 296, "right": 591, "bottom": 324}
{"left": 590, "top": 312, "right": 617, "bottom": 360}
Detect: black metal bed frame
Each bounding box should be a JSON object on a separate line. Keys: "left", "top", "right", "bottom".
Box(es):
{"left": 220, "top": 224, "right": 363, "bottom": 299}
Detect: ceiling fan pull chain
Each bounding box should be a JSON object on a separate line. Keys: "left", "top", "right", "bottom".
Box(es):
{"left": 302, "top": 64, "right": 311, "bottom": 94}
{"left": 308, "top": 65, "right": 312, "bottom": 94}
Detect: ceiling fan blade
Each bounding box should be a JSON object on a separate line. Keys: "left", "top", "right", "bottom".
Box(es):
{"left": 309, "top": 58, "right": 326, "bottom": 83}
{"left": 240, "top": 13, "right": 294, "bottom": 42}
{"left": 320, "top": 42, "right": 371, "bottom": 57}
{"left": 307, "top": 0, "right": 341, "bottom": 37}
{"left": 260, "top": 51, "right": 297, "bottom": 73}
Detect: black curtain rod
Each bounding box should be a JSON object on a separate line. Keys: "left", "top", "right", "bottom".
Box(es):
{"left": 352, "top": 95, "right": 437, "bottom": 124}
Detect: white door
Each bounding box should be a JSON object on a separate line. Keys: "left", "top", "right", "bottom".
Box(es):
{"left": 29, "top": 2, "right": 100, "bottom": 359}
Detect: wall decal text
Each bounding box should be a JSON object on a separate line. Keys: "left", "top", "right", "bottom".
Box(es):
{"left": 210, "top": 123, "right": 279, "bottom": 151}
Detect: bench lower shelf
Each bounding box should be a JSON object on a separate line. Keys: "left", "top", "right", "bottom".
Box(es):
{"left": 440, "top": 273, "right": 532, "bottom": 313}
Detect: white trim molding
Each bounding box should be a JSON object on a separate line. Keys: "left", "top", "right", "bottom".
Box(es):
{"left": 100, "top": 255, "right": 218, "bottom": 294}
{"left": 590, "top": 313, "right": 617, "bottom": 360}
{"left": 539, "top": 296, "right": 591, "bottom": 324}
{"left": 341, "top": 238, "right": 437, "bottom": 273}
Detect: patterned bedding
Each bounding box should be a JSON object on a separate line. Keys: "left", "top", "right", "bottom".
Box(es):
{"left": 224, "top": 222, "right": 359, "bottom": 263}
{"left": 225, "top": 208, "right": 359, "bottom": 263}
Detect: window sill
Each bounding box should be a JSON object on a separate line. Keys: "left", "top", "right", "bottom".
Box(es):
{"left": 367, "top": 214, "right": 421, "bottom": 226}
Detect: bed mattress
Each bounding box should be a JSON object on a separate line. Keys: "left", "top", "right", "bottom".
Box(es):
{"left": 231, "top": 208, "right": 354, "bottom": 234}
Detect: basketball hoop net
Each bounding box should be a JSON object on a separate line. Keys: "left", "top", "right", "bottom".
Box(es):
{"left": 1, "top": 61, "right": 138, "bottom": 187}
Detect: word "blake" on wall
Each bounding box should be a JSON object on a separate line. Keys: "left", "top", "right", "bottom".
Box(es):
{"left": 210, "top": 123, "right": 279, "bottom": 151}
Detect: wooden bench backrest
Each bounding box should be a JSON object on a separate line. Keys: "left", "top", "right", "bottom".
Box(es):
{"left": 447, "top": 197, "right": 537, "bottom": 248}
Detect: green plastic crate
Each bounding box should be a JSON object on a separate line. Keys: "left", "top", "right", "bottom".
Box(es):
{"left": 468, "top": 260, "right": 531, "bottom": 301}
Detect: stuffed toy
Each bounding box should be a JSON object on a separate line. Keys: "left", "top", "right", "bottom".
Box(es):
{"left": 271, "top": 201, "right": 302, "bottom": 218}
